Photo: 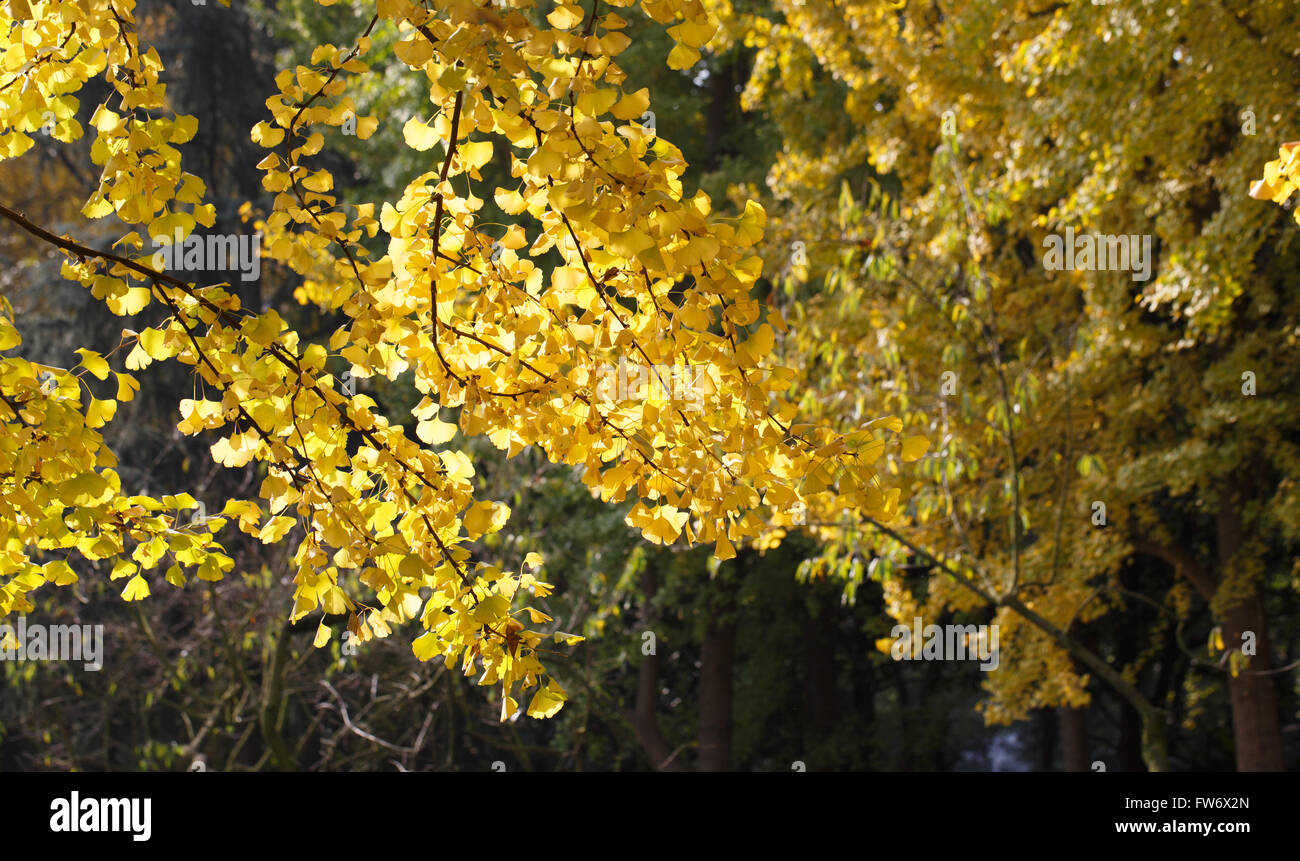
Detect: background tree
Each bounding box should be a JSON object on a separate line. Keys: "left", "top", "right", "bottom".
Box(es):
{"left": 711, "top": 0, "right": 1300, "bottom": 771}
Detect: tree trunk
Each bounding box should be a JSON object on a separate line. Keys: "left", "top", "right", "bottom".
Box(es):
{"left": 1215, "top": 496, "right": 1284, "bottom": 772}
{"left": 1221, "top": 594, "right": 1284, "bottom": 771}
{"left": 629, "top": 566, "right": 684, "bottom": 771}
{"left": 1060, "top": 706, "right": 1089, "bottom": 772}
{"left": 697, "top": 611, "right": 735, "bottom": 771}
{"left": 259, "top": 620, "right": 296, "bottom": 771}
{"left": 1037, "top": 708, "right": 1057, "bottom": 772}
{"left": 1131, "top": 520, "right": 1284, "bottom": 771}
{"left": 702, "top": 59, "right": 735, "bottom": 172}
{"left": 1118, "top": 700, "right": 1144, "bottom": 772}
{"left": 805, "top": 598, "right": 840, "bottom": 735}
{"left": 697, "top": 559, "right": 739, "bottom": 772}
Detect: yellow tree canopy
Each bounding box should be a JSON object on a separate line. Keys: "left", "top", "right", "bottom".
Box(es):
{"left": 0, "top": 0, "right": 917, "bottom": 720}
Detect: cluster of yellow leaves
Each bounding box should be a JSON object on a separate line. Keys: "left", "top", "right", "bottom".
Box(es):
{"left": 1249, "top": 141, "right": 1300, "bottom": 226}
{"left": 0, "top": 0, "right": 212, "bottom": 235}
{"left": 0, "top": 298, "right": 231, "bottom": 615}
{"left": 0, "top": 0, "right": 910, "bottom": 719}
{"left": 0, "top": 0, "right": 89, "bottom": 155}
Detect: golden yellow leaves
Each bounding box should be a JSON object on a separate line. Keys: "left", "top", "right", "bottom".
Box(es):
{"left": 241, "top": 309, "right": 284, "bottom": 347}
{"left": 79, "top": 86, "right": 208, "bottom": 228}
{"left": 42, "top": 560, "right": 78, "bottom": 587}
{"left": 665, "top": 17, "right": 718, "bottom": 69}
{"left": 415, "top": 415, "right": 458, "bottom": 445}
{"left": 463, "top": 500, "right": 509, "bottom": 538}
{"left": 460, "top": 139, "right": 495, "bottom": 173}
{"left": 494, "top": 187, "right": 529, "bottom": 215}
{"left": 639, "top": 0, "right": 718, "bottom": 69}
{"left": 725, "top": 199, "right": 766, "bottom": 247}
{"left": 735, "top": 322, "right": 775, "bottom": 367}
{"left": 393, "top": 34, "right": 434, "bottom": 67}
{"left": 471, "top": 593, "right": 511, "bottom": 625}
{"left": 175, "top": 398, "right": 223, "bottom": 435}
{"left": 611, "top": 87, "right": 650, "bottom": 121}
{"left": 121, "top": 575, "right": 150, "bottom": 602}
{"left": 84, "top": 396, "right": 116, "bottom": 429}
{"left": 0, "top": 0, "right": 925, "bottom": 727}
{"left": 627, "top": 502, "right": 691, "bottom": 545}
{"left": 526, "top": 679, "right": 567, "bottom": 718}
{"left": 0, "top": 307, "right": 233, "bottom": 617}
{"left": 74, "top": 348, "right": 110, "bottom": 381}
{"left": 0, "top": 320, "right": 18, "bottom": 351}
{"left": 900, "top": 436, "right": 930, "bottom": 462}
{"left": 576, "top": 87, "right": 619, "bottom": 119}
{"left": 148, "top": 211, "right": 207, "bottom": 248}
{"left": 547, "top": 4, "right": 585, "bottom": 31}
{"left": 402, "top": 117, "right": 440, "bottom": 152}
{"left": 210, "top": 433, "right": 260, "bottom": 468}
{"left": 606, "top": 227, "right": 655, "bottom": 257}
{"left": 115, "top": 372, "right": 140, "bottom": 402}
{"left": 98, "top": 279, "right": 151, "bottom": 317}
{"left": 124, "top": 326, "right": 171, "bottom": 370}
{"left": 525, "top": 147, "right": 565, "bottom": 180}
{"left": 550, "top": 266, "right": 599, "bottom": 307}
{"left": 257, "top": 516, "right": 295, "bottom": 544}
{"left": 1250, "top": 142, "right": 1300, "bottom": 226}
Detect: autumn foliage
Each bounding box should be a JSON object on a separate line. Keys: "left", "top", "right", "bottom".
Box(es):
{"left": 0, "top": 0, "right": 921, "bottom": 723}
{"left": 1, "top": 0, "right": 1297, "bottom": 772}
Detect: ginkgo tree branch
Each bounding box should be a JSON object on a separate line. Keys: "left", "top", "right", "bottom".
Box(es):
{"left": 1116, "top": 587, "right": 1300, "bottom": 678}
{"left": 944, "top": 141, "right": 1024, "bottom": 598}
{"left": 0, "top": 199, "right": 517, "bottom": 644}
{"left": 0, "top": 203, "right": 443, "bottom": 501}
{"left": 860, "top": 515, "right": 1170, "bottom": 771}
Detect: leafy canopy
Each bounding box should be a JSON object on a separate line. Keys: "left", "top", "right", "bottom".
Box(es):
{"left": 0, "top": 0, "right": 915, "bottom": 720}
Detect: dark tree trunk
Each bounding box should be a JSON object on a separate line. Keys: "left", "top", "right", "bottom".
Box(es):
{"left": 805, "top": 598, "right": 840, "bottom": 735}
{"left": 1221, "top": 594, "right": 1284, "bottom": 771}
{"left": 1037, "top": 708, "right": 1058, "bottom": 772}
{"left": 629, "top": 566, "right": 683, "bottom": 771}
{"left": 697, "top": 605, "right": 735, "bottom": 771}
{"left": 1215, "top": 496, "right": 1284, "bottom": 772}
{"left": 703, "top": 59, "right": 735, "bottom": 172}
{"left": 1060, "top": 706, "right": 1089, "bottom": 772}
{"left": 1131, "top": 490, "right": 1286, "bottom": 772}
{"left": 1118, "top": 700, "right": 1144, "bottom": 772}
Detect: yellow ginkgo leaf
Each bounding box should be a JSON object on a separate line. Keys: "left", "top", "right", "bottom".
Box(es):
{"left": 121, "top": 575, "right": 151, "bottom": 602}
{"left": 416, "top": 417, "right": 458, "bottom": 445}
{"left": 75, "top": 348, "right": 110, "bottom": 380}
{"left": 900, "top": 436, "right": 930, "bottom": 462}
{"left": 85, "top": 398, "right": 117, "bottom": 428}
{"left": 526, "top": 680, "right": 567, "bottom": 718}
{"left": 463, "top": 500, "right": 507, "bottom": 537}
{"left": 115, "top": 373, "right": 140, "bottom": 402}
{"left": 666, "top": 42, "right": 700, "bottom": 70}
{"left": 546, "top": 4, "right": 584, "bottom": 30}
{"left": 402, "top": 117, "right": 440, "bottom": 152}
{"left": 105, "top": 286, "right": 151, "bottom": 316}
